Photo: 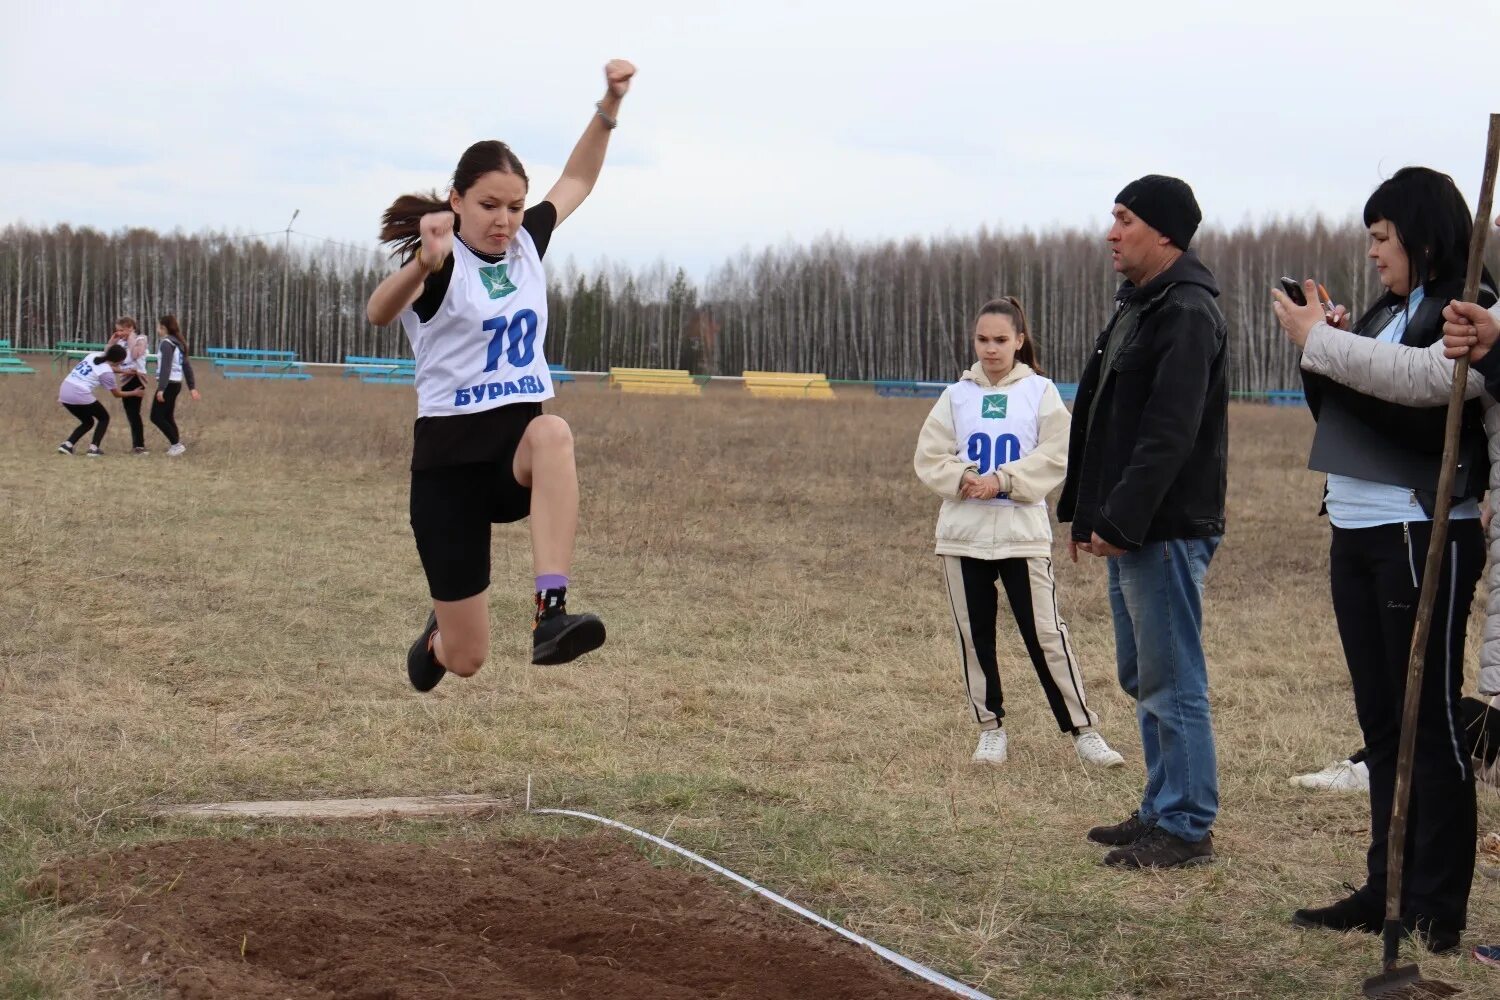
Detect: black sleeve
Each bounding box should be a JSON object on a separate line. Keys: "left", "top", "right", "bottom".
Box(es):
{"left": 1094, "top": 301, "right": 1223, "bottom": 549}
{"left": 410, "top": 254, "right": 456, "bottom": 325}
{"left": 523, "top": 201, "right": 558, "bottom": 259}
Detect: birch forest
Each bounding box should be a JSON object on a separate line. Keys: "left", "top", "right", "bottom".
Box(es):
{"left": 4, "top": 221, "right": 1495, "bottom": 391}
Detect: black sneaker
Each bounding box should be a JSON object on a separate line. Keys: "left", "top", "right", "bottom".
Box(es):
{"left": 406, "top": 611, "right": 444, "bottom": 692}
{"left": 1087, "top": 811, "right": 1155, "bottom": 847}
{"left": 1103, "top": 828, "right": 1214, "bottom": 869}
{"left": 132, "top": 446, "right": 150, "bottom": 456}
{"left": 1292, "top": 886, "right": 1382, "bottom": 934}
{"left": 57, "top": 442, "right": 74, "bottom": 455}
{"left": 531, "top": 607, "right": 606, "bottom": 665}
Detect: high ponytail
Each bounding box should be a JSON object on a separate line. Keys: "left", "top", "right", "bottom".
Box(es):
{"left": 378, "top": 140, "right": 530, "bottom": 259}
{"left": 975, "top": 296, "right": 1045, "bottom": 376}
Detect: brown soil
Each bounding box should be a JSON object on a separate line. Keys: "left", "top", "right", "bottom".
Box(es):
{"left": 27, "top": 834, "right": 965, "bottom": 1000}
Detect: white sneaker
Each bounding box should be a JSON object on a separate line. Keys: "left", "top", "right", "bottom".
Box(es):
{"left": 1290, "top": 758, "right": 1370, "bottom": 792}
{"left": 973, "top": 728, "right": 1008, "bottom": 764}
{"left": 166, "top": 443, "right": 186, "bottom": 457}
{"left": 1075, "top": 731, "right": 1125, "bottom": 768}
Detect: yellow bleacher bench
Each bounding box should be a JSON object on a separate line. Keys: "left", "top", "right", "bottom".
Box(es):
{"left": 608, "top": 367, "right": 702, "bottom": 396}
{"left": 742, "top": 371, "right": 835, "bottom": 399}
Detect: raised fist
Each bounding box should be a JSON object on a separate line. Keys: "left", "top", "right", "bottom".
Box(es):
{"left": 605, "top": 59, "right": 636, "bottom": 99}
{"left": 420, "top": 211, "right": 454, "bottom": 262}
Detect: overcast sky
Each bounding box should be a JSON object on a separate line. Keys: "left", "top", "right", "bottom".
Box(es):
{"left": 4, "top": 0, "right": 1498, "bottom": 277}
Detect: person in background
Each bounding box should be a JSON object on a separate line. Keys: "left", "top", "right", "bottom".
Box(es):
{"left": 108, "top": 317, "right": 151, "bottom": 455}
{"left": 151, "top": 314, "right": 199, "bottom": 456}
{"left": 1273, "top": 170, "right": 1496, "bottom": 955}
{"left": 1059, "top": 174, "right": 1229, "bottom": 870}
{"left": 914, "top": 295, "right": 1125, "bottom": 770}
{"left": 57, "top": 343, "right": 130, "bottom": 456}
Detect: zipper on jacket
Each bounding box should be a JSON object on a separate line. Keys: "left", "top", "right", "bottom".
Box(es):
{"left": 1403, "top": 522, "right": 1418, "bottom": 588}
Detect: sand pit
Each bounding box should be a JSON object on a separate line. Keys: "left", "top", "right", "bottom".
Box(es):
{"left": 27, "top": 834, "right": 964, "bottom": 999}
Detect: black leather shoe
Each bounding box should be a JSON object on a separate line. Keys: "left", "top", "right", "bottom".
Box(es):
{"left": 1292, "top": 888, "right": 1381, "bottom": 935}
{"left": 1103, "top": 828, "right": 1214, "bottom": 869}
{"left": 1087, "top": 811, "right": 1155, "bottom": 847}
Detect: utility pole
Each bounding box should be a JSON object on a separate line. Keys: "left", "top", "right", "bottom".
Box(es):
{"left": 279, "top": 209, "right": 300, "bottom": 348}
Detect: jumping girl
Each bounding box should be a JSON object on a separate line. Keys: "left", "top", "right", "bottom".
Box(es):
{"left": 914, "top": 297, "right": 1125, "bottom": 769}
{"left": 366, "top": 59, "right": 635, "bottom": 691}
{"left": 57, "top": 343, "right": 132, "bottom": 456}
{"left": 108, "top": 317, "right": 151, "bottom": 454}
{"left": 151, "top": 314, "right": 199, "bottom": 456}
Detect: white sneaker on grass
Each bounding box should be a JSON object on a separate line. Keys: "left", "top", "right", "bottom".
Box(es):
{"left": 1075, "top": 731, "right": 1125, "bottom": 768}
{"left": 1290, "top": 758, "right": 1370, "bottom": 792}
{"left": 973, "top": 728, "right": 1008, "bottom": 765}
{"left": 166, "top": 443, "right": 186, "bottom": 457}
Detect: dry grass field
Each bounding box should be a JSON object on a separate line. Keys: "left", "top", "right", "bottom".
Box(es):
{"left": 3, "top": 361, "right": 1499, "bottom": 999}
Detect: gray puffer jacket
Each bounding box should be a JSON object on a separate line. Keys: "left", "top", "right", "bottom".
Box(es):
{"left": 1299, "top": 306, "right": 1500, "bottom": 694}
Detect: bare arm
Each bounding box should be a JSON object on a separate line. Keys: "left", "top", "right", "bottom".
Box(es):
{"left": 367, "top": 212, "right": 454, "bottom": 326}
{"left": 544, "top": 59, "right": 635, "bottom": 227}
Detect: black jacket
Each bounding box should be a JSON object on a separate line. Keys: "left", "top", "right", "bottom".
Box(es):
{"left": 1057, "top": 251, "right": 1229, "bottom": 549}
{"left": 1301, "top": 275, "right": 1496, "bottom": 515}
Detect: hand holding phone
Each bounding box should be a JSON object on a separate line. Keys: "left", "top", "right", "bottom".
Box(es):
{"left": 1279, "top": 276, "right": 1338, "bottom": 318}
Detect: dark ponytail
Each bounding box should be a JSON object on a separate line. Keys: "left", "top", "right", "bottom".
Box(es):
{"left": 975, "top": 296, "right": 1045, "bottom": 375}
{"left": 379, "top": 140, "right": 530, "bottom": 258}
{"left": 159, "top": 314, "right": 187, "bottom": 355}
{"left": 97, "top": 343, "right": 126, "bottom": 364}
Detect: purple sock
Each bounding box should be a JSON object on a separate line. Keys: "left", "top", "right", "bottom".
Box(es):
{"left": 535, "top": 574, "right": 569, "bottom": 592}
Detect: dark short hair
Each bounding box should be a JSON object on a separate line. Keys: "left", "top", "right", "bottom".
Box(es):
{"left": 1363, "top": 166, "right": 1474, "bottom": 289}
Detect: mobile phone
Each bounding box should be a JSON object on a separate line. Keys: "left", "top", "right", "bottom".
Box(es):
{"left": 1279, "top": 276, "right": 1307, "bottom": 306}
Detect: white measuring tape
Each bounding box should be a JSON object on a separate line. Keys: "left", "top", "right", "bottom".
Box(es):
{"left": 527, "top": 786, "right": 996, "bottom": 1000}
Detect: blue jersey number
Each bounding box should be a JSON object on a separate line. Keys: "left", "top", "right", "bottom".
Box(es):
{"left": 483, "top": 309, "right": 538, "bottom": 372}
{"left": 966, "top": 433, "right": 1021, "bottom": 475}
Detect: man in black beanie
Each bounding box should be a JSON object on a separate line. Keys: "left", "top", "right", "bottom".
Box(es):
{"left": 1058, "top": 174, "right": 1230, "bottom": 869}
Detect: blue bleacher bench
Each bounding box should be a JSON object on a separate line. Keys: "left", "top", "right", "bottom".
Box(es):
{"left": 208, "top": 347, "right": 311, "bottom": 380}
{"left": 343, "top": 355, "right": 415, "bottom": 384}
{"left": 1265, "top": 389, "right": 1306, "bottom": 407}
{"left": 549, "top": 364, "right": 574, "bottom": 383}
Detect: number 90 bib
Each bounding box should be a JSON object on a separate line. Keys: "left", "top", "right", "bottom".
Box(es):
{"left": 949, "top": 375, "right": 1048, "bottom": 508}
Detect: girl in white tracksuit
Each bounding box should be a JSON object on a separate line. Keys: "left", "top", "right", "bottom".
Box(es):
{"left": 914, "top": 297, "right": 1123, "bottom": 768}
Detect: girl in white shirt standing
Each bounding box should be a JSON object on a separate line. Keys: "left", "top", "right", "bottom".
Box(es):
{"left": 108, "top": 316, "right": 151, "bottom": 454}
{"left": 366, "top": 59, "right": 634, "bottom": 692}
{"left": 57, "top": 343, "right": 132, "bottom": 456}
{"left": 914, "top": 297, "right": 1124, "bottom": 768}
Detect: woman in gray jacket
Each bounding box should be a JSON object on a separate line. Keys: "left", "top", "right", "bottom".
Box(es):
{"left": 1274, "top": 199, "right": 1500, "bottom": 956}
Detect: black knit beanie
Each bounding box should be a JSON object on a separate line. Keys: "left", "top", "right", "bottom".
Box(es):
{"left": 1115, "top": 175, "right": 1201, "bottom": 250}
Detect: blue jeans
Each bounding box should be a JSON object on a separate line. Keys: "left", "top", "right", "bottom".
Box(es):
{"left": 1107, "top": 537, "right": 1221, "bottom": 842}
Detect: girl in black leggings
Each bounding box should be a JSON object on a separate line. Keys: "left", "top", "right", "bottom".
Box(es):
{"left": 150, "top": 314, "right": 199, "bottom": 455}
{"left": 57, "top": 344, "right": 132, "bottom": 456}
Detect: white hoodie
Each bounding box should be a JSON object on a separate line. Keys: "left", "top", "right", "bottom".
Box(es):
{"left": 913, "top": 361, "right": 1071, "bottom": 560}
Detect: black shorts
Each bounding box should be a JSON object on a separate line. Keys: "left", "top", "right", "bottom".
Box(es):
{"left": 409, "top": 405, "right": 539, "bottom": 602}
